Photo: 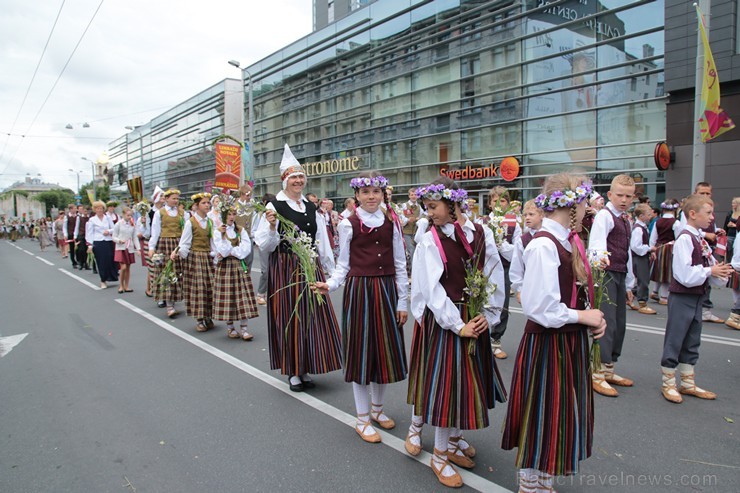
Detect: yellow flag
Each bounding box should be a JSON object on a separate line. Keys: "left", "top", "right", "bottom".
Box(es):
{"left": 87, "top": 189, "right": 96, "bottom": 204}
{"left": 696, "top": 5, "right": 735, "bottom": 142}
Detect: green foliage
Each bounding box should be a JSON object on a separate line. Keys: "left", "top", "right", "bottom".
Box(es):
{"left": 79, "top": 182, "right": 110, "bottom": 206}
{"left": 34, "top": 189, "right": 76, "bottom": 215}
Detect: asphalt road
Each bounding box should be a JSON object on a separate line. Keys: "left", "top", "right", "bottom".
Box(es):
{"left": 1, "top": 238, "right": 738, "bottom": 493}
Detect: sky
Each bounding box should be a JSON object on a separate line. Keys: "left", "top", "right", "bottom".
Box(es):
{"left": 0, "top": 0, "right": 313, "bottom": 192}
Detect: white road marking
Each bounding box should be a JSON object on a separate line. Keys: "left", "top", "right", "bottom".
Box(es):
{"left": 115, "top": 298, "right": 513, "bottom": 493}
{"left": 508, "top": 306, "right": 739, "bottom": 347}
{"left": 57, "top": 268, "right": 102, "bottom": 290}
{"left": 35, "top": 256, "right": 54, "bottom": 266}
{"left": 0, "top": 333, "right": 28, "bottom": 357}
{"left": 22, "top": 249, "right": 34, "bottom": 256}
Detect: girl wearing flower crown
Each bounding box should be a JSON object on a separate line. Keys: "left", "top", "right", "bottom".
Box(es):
{"left": 177, "top": 193, "right": 216, "bottom": 333}
{"left": 213, "top": 207, "right": 259, "bottom": 340}
{"left": 649, "top": 198, "right": 681, "bottom": 305}
{"left": 405, "top": 176, "right": 506, "bottom": 488}
{"left": 501, "top": 173, "right": 606, "bottom": 493}
{"left": 313, "top": 171, "right": 408, "bottom": 444}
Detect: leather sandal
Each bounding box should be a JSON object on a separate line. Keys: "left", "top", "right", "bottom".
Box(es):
{"left": 167, "top": 307, "right": 178, "bottom": 318}
{"left": 592, "top": 374, "right": 619, "bottom": 397}
{"left": 239, "top": 326, "right": 254, "bottom": 341}
{"left": 450, "top": 435, "right": 475, "bottom": 458}
{"left": 430, "top": 449, "right": 463, "bottom": 488}
{"left": 355, "top": 413, "right": 381, "bottom": 443}
{"left": 446, "top": 440, "right": 475, "bottom": 469}
{"left": 227, "top": 327, "right": 239, "bottom": 339}
{"left": 195, "top": 322, "right": 207, "bottom": 332}
{"left": 370, "top": 406, "right": 395, "bottom": 430}
{"left": 404, "top": 427, "right": 422, "bottom": 456}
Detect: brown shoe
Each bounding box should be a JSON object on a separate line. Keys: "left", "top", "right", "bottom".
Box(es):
{"left": 638, "top": 306, "right": 657, "bottom": 315}
{"left": 446, "top": 441, "right": 475, "bottom": 469}
{"left": 205, "top": 318, "right": 215, "bottom": 330}
{"left": 603, "top": 364, "right": 634, "bottom": 387}
{"left": 256, "top": 295, "right": 267, "bottom": 305}
{"left": 227, "top": 327, "right": 239, "bottom": 338}
{"left": 404, "top": 427, "right": 422, "bottom": 456}
{"left": 678, "top": 364, "right": 717, "bottom": 400}
{"left": 492, "top": 339, "right": 507, "bottom": 359}
{"left": 628, "top": 302, "right": 640, "bottom": 311}
{"left": 431, "top": 450, "right": 463, "bottom": 488}
{"left": 370, "top": 406, "right": 395, "bottom": 430}
{"left": 661, "top": 367, "right": 683, "bottom": 403}
{"left": 355, "top": 414, "right": 381, "bottom": 443}
{"left": 658, "top": 298, "right": 668, "bottom": 305}
{"left": 195, "top": 322, "right": 207, "bottom": 332}
{"left": 450, "top": 435, "right": 476, "bottom": 458}
{"left": 725, "top": 313, "right": 740, "bottom": 330}
{"left": 239, "top": 326, "right": 254, "bottom": 341}
{"left": 650, "top": 293, "right": 660, "bottom": 301}
{"left": 167, "top": 307, "right": 178, "bottom": 318}
{"left": 592, "top": 373, "right": 619, "bottom": 397}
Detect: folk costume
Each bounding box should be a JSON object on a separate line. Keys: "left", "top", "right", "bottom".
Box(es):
{"left": 407, "top": 189, "right": 506, "bottom": 487}
{"left": 213, "top": 221, "right": 259, "bottom": 340}
{"left": 660, "top": 226, "right": 727, "bottom": 403}
{"left": 588, "top": 201, "right": 636, "bottom": 397}
{"left": 726, "top": 244, "right": 740, "bottom": 329}
{"left": 178, "top": 200, "right": 216, "bottom": 332}
{"left": 501, "top": 218, "right": 594, "bottom": 487}
{"left": 630, "top": 219, "right": 656, "bottom": 314}
{"left": 509, "top": 227, "right": 537, "bottom": 296}
{"left": 323, "top": 179, "right": 408, "bottom": 443}
{"left": 649, "top": 209, "right": 681, "bottom": 303}
{"left": 150, "top": 191, "right": 185, "bottom": 313}
{"left": 86, "top": 213, "right": 118, "bottom": 284}
{"left": 74, "top": 212, "right": 91, "bottom": 270}
{"left": 253, "top": 144, "right": 342, "bottom": 391}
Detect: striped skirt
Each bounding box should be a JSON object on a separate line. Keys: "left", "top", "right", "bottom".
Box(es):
{"left": 184, "top": 250, "right": 214, "bottom": 319}
{"left": 650, "top": 242, "right": 673, "bottom": 283}
{"left": 341, "top": 275, "right": 407, "bottom": 385}
{"left": 728, "top": 270, "right": 740, "bottom": 290}
{"left": 267, "top": 251, "right": 342, "bottom": 376}
{"left": 153, "top": 237, "right": 184, "bottom": 303}
{"left": 406, "top": 305, "right": 507, "bottom": 430}
{"left": 501, "top": 328, "right": 593, "bottom": 476}
{"left": 214, "top": 256, "right": 259, "bottom": 322}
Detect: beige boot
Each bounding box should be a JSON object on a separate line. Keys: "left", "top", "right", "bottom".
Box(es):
{"left": 678, "top": 363, "right": 717, "bottom": 400}
{"left": 604, "top": 363, "right": 634, "bottom": 387}
{"left": 725, "top": 313, "right": 740, "bottom": 330}
{"left": 637, "top": 301, "right": 657, "bottom": 315}
{"left": 592, "top": 368, "right": 618, "bottom": 397}
{"left": 661, "top": 367, "right": 682, "bottom": 403}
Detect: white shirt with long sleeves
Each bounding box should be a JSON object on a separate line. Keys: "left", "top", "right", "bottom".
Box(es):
{"left": 149, "top": 206, "right": 181, "bottom": 250}
{"left": 85, "top": 215, "right": 115, "bottom": 244}
{"left": 479, "top": 212, "right": 522, "bottom": 262}
{"left": 213, "top": 223, "right": 252, "bottom": 261}
{"left": 113, "top": 220, "right": 141, "bottom": 252}
{"left": 324, "top": 207, "right": 408, "bottom": 312}
{"left": 410, "top": 219, "right": 504, "bottom": 334}
{"left": 630, "top": 220, "right": 651, "bottom": 257}
{"left": 521, "top": 218, "right": 581, "bottom": 328}
{"left": 62, "top": 213, "right": 75, "bottom": 237}
{"left": 732, "top": 239, "right": 740, "bottom": 271}
{"left": 648, "top": 213, "right": 682, "bottom": 247}
{"left": 510, "top": 227, "right": 538, "bottom": 294}
{"left": 253, "top": 191, "right": 335, "bottom": 275}
{"left": 672, "top": 225, "right": 725, "bottom": 288}
{"left": 178, "top": 214, "right": 213, "bottom": 259}
{"left": 588, "top": 201, "right": 635, "bottom": 289}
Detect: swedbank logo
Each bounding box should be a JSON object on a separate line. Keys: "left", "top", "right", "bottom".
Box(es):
{"left": 440, "top": 157, "right": 520, "bottom": 182}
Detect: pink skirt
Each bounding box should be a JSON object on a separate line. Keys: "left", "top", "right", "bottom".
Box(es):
{"left": 114, "top": 250, "right": 136, "bottom": 265}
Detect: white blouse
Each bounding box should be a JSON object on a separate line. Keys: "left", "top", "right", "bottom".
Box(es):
{"left": 629, "top": 220, "right": 651, "bottom": 257}
{"left": 587, "top": 201, "right": 635, "bottom": 289}
{"left": 672, "top": 225, "right": 725, "bottom": 288}
{"left": 85, "top": 215, "right": 115, "bottom": 244}
{"left": 213, "top": 224, "right": 252, "bottom": 261}
{"left": 324, "top": 207, "right": 408, "bottom": 312}
{"left": 178, "top": 214, "right": 216, "bottom": 258}
{"left": 410, "top": 219, "right": 505, "bottom": 334}
{"left": 253, "top": 190, "right": 335, "bottom": 275}
{"left": 112, "top": 220, "right": 141, "bottom": 252}
{"left": 510, "top": 227, "right": 538, "bottom": 294}
{"left": 521, "top": 218, "right": 581, "bottom": 329}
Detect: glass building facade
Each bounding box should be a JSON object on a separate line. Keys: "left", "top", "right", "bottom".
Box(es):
{"left": 246, "top": 0, "right": 667, "bottom": 204}
{"left": 108, "top": 79, "right": 243, "bottom": 198}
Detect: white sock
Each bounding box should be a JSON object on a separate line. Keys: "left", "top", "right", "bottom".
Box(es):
{"left": 300, "top": 373, "right": 312, "bottom": 383}
{"left": 433, "top": 427, "right": 456, "bottom": 477}
{"left": 370, "top": 383, "right": 390, "bottom": 422}
{"left": 289, "top": 376, "right": 302, "bottom": 386}
{"left": 239, "top": 318, "right": 249, "bottom": 327}
{"left": 449, "top": 427, "right": 471, "bottom": 454}
{"left": 408, "top": 414, "right": 423, "bottom": 446}
{"left": 352, "top": 383, "right": 370, "bottom": 416}
{"left": 518, "top": 469, "right": 539, "bottom": 493}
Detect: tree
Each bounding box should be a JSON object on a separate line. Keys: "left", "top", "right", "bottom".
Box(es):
{"left": 79, "top": 181, "right": 110, "bottom": 206}
{"left": 35, "top": 189, "right": 76, "bottom": 215}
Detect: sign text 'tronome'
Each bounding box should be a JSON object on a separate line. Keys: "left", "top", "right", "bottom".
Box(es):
{"left": 304, "top": 156, "right": 361, "bottom": 177}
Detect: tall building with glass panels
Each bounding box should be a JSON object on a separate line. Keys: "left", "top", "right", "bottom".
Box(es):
{"left": 246, "top": 0, "right": 666, "bottom": 205}
{"left": 107, "top": 79, "right": 243, "bottom": 198}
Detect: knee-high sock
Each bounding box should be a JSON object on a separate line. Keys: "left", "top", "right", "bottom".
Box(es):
{"left": 352, "top": 383, "right": 370, "bottom": 417}
{"left": 434, "top": 426, "right": 451, "bottom": 453}
{"left": 370, "top": 382, "right": 386, "bottom": 407}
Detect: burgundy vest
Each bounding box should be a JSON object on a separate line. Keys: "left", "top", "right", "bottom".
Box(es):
{"left": 633, "top": 223, "right": 649, "bottom": 257}
{"left": 669, "top": 231, "right": 710, "bottom": 295}
{"left": 655, "top": 217, "right": 677, "bottom": 245}
{"left": 521, "top": 230, "right": 534, "bottom": 249}
{"left": 606, "top": 209, "right": 630, "bottom": 273}
{"left": 347, "top": 214, "right": 396, "bottom": 277}
{"left": 524, "top": 231, "right": 587, "bottom": 334}
{"left": 66, "top": 214, "right": 77, "bottom": 238}
{"left": 436, "top": 223, "right": 486, "bottom": 302}
{"left": 76, "top": 215, "right": 89, "bottom": 239}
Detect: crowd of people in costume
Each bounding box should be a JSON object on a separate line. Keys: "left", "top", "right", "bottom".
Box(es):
{"left": 9, "top": 143, "right": 739, "bottom": 492}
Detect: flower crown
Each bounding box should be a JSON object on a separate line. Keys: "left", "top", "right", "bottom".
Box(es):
{"left": 415, "top": 184, "right": 469, "bottom": 206}
{"left": 164, "top": 188, "right": 181, "bottom": 197}
{"left": 534, "top": 181, "right": 593, "bottom": 212}
{"left": 191, "top": 192, "right": 212, "bottom": 202}
{"left": 350, "top": 175, "right": 390, "bottom": 190}
{"left": 660, "top": 201, "right": 679, "bottom": 210}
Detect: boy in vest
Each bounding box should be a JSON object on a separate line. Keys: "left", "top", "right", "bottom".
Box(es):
{"left": 401, "top": 188, "right": 421, "bottom": 271}
{"left": 588, "top": 174, "right": 636, "bottom": 397}
{"left": 629, "top": 203, "right": 657, "bottom": 314}
{"left": 510, "top": 199, "right": 544, "bottom": 304}
{"left": 660, "top": 195, "right": 733, "bottom": 403}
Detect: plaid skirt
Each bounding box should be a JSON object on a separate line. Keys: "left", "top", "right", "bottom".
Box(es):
{"left": 501, "top": 328, "right": 593, "bottom": 476}
{"left": 407, "top": 304, "right": 506, "bottom": 430}
{"left": 184, "top": 250, "right": 214, "bottom": 319}
{"left": 267, "top": 250, "right": 342, "bottom": 376}
{"left": 140, "top": 238, "right": 150, "bottom": 267}
{"left": 214, "top": 256, "right": 259, "bottom": 322}
{"left": 153, "top": 237, "right": 183, "bottom": 303}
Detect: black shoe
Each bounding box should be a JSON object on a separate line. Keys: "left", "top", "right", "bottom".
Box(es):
{"left": 300, "top": 378, "right": 316, "bottom": 389}
{"left": 289, "top": 378, "right": 304, "bottom": 392}
{"left": 157, "top": 301, "right": 166, "bottom": 308}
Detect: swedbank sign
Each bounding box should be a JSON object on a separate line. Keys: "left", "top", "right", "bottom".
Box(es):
{"left": 304, "top": 156, "right": 361, "bottom": 177}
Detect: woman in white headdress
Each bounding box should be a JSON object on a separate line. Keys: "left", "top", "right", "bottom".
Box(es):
{"left": 254, "top": 144, "right": 342, "bottom": 392}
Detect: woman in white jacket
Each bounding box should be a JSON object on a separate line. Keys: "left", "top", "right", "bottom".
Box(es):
{"left": 113, "top": 207, "right": 141, "bottom": 293}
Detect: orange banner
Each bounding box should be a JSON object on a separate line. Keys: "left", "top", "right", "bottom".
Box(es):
{"left": 214, "top": 142, "right": 241, "bottom": 190}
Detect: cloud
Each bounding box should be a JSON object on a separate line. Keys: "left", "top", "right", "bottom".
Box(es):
{"left": 0, "top": 0, "right": 312, "bottom": 191}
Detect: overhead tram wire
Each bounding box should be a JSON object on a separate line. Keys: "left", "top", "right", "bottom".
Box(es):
{"left": 1, "top": 0, "right": 106, "bottom": 174}
{"left": 0, "top": 0, "right": 67, "bottom": 168}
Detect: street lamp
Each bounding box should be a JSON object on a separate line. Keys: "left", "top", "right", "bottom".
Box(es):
{"left": 228, "top": 59, "right": 254, "bottom": 184}
{"left": 81, "top": 157, "right": 98, "bottom": 201}
{"left": 68, "top": 169, "right": 82, "bottom": 204}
